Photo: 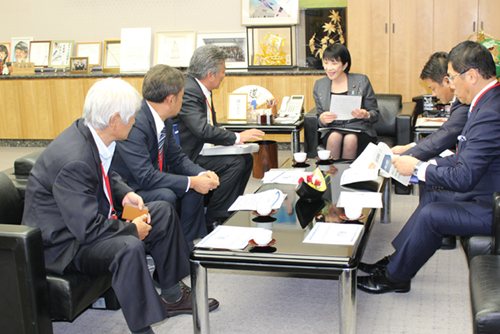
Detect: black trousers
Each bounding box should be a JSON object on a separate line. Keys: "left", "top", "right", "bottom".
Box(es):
{"left": 195, "top": 153, "right": 253, "bottom": 225}
{"left": 68, "top": 201, "right": 191, "bottom": 332}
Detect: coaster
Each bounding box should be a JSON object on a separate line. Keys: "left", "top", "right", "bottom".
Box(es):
{"left": 248, "top": 238, "right": 277, "bottom": 247}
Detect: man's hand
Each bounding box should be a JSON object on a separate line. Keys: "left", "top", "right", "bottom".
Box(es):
{"left": 204, "top": 170, "right": 219, "bottom": 183}
{"left": 319, "top": 111, "right": 338, "bottom": 126}
{"left": 238, "top": 129, "right": 265, "bottom": 143}
{"left": 122, "top": 192, "right": 145, "bottom": 211}
{"left": 391, "top": 144, "right": 412, "bottom": 155}
{"left": 351, "top": 108, "right": 370, "bottom": 119}
{"left": 392, "top": 156, "right": 420, "bottom": 176}
{"left": 190, "top": 174, "right": 220, "bottom": 194}
{"left": 131, "top": 214, "right": 151, "bottom": 240}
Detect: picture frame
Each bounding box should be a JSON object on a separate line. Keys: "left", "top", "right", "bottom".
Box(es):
{"left": 29, "top": 41, "right": 51, "bottom": 67}
{"left": 75, "top": 41, "right": 102, "bottom": 67}
{"left": 154, "top": 31, "right": 196, "bottom": 68}
{"left": 242, "top": 0, "right": 299, "bottom": 26}
{"left": 197, "top": 32, "right": 247, "bottom": 70}
{"left": 70, "top": 57, "right": 89, "bottom": 74}
{"left": 247, "top": 26, "right": 294, "bottom": 69}
{"left": 11, "top": 37, "right": 33, "bottom": 63}
{"left": 0, "top": 42, "right": 11, "bottom": 63}
{"left": 103, "top": 39, "right": 121, "bottom": 73}
{"left": 228, "top": 93, "right": 248, "bottom": 121}
{"left": 49, "top": 40, "right": 74, "bottom": 68}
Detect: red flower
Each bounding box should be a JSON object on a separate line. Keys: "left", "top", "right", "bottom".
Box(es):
{"left": 298, "top": 177, "right": 304, "bottom": 184}
{"left": 314, "top": 179, "right": 321, "bottom": 186}
{"left": 307, "top": 175, "right": 313, "bottom": 183}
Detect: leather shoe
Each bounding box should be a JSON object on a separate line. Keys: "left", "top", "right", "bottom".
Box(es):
{"left": 358, "top": 255, "right": 391, "bottom": 274}
{"left": 162, "top": 289, "right": 219, "bottom": 316}
{"left": 206, "top": 220, "right": 223, "bottom": 234}
{"left": 439, "top": 235, "right": 456, "bottom": 250}
{"left": 357, "top": 268, "right": 411, "bottom": 294}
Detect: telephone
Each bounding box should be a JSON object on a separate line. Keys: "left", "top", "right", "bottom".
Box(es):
{"left": 276, "top": 95, "right": 305, "bottom": 124}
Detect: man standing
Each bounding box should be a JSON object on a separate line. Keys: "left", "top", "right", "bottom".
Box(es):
{"left": 113, "top": 65, "right": 219, "bottom": 243}
{"left": 22, "top": 78, "right": 218, "bottom": 334}
{"left": 357, "top": 41, "right": 500, "bottom": 294}
{"left": 174, "top": 45, "right": 264, "bottom": 230}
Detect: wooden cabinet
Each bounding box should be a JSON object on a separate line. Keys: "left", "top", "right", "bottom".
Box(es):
{"left": 348, "top": 0, "right": 433, "bottom": 102}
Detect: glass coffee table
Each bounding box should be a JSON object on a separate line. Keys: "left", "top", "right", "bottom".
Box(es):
{"left": 190, "top": 159, "right": 386, "bottom": 334}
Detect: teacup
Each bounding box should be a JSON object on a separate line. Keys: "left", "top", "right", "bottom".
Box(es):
{"left": 293, "top": 152, "right": 307, "bottom": 163}
{"left": 256, "top": 201, "right": 273, "bottom": 216}
{"left": 344, "top": 206, "right": 363, "bottom": 220}
{"left": 253, "top": 229, "right": 273, "bottom": 246}
{"left": 318, "top": 150, "right": 331, "bottom": 160}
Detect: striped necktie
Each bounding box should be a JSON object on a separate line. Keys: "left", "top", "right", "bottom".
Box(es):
{"left": 158, "top": 127, "right": 167, "bottom": 171}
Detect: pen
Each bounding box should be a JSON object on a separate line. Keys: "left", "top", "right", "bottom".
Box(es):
{"left": 270, "top": 171, "right": 285, "bottom": 182}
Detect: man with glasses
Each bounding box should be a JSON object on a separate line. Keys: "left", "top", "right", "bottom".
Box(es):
{"left": 357, "top": 41, "right": 500, "bottom": 294}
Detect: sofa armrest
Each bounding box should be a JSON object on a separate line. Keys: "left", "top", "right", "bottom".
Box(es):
{"left": 304, "top": 107, "right": 319, "bottom": 159}
{"left": 395, "top": 102, "right": 416, "bottom": 146}
{"left": 461, "top": 235, "right": 494, "bottom": 266}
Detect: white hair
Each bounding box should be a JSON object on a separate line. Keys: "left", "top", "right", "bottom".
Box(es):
{"left": 82, "top": 78, "right": 141, "bottom": 129}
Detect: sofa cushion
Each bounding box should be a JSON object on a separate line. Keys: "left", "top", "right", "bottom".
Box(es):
{"left": 0, "top": 172, "right": 24, "bottom": 225}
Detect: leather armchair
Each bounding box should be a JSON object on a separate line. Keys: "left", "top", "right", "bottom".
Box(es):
{"left": 469, "top": 192, "right": 500, "bottom": 334}
{"left": 0, "top": 152, "right": 119, "bottom": 334}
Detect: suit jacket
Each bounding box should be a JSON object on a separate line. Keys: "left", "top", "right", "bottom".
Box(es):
{"left": 173, "top": 74, "right": 236, "bottom": 160}
{"left": 425, "top": 83, "right": 500, "bottom": 217}
{"left": 22, "top": 119, "right": 137, "bottom": 274}
{"left": 404, "top": 99, "right": 469, "bottom": 160}
{"left": 113, "top": 99, "right": 205, "bottom": 197}
{"left": 313, "top": 73, "right": 379, "bottom": 138}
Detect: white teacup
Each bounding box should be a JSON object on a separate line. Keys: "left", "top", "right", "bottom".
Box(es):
{"left": 293, "top": 152, "right": 307, "bottom": 163}
{"left": 256, "top": 201, "right": 273, "bottom": 216}
{"left": 318, "top": 150, "right": 331, "bottom": 160}
{"left": 344, "top": 206, "right": 363, "bottom": 220}
{"left": 253, "top": 229, "right": 273, "bottom": 246}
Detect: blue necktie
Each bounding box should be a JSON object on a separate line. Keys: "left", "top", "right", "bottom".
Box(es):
{"left": 158, "top": 127, "right": 166, "bottom": 155}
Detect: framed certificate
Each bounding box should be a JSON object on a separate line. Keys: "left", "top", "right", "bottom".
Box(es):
{"left": 228, "top": 93, "right": 248, "bottom": 121}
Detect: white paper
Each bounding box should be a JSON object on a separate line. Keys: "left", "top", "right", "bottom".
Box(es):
{"left": 200, "top": 143, "right": 259, "bottom": 156}
{"left": 329, "top": 95, "right": 362, "bottom": 120}
{"left": 120, "top": 28, "right": 151, "bottom": 73}
{"left": 262, "top": 169, "right": 308, "bottom": 184}
{"left": 340, "top": 168, "right": 378, "bottom": 186}
{"left": 415, "top": 117, "right": 448, "bottom": 128}
{"left": 439, "top": 149, "right": 455, "bottom": 157}
{"left": 303, "top": 223, "right": 364, "bottom": 246}
{"left": 337, "top": 191, "right": 383, "bottom": 208}
{"left": 195, "top": 226, "right": 271, "bottom": 250}
{"left": 228, "top": 189, "right": 286, "bottom": 211}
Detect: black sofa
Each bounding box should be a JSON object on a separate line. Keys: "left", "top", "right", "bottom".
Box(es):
{"left": 0, "top": 151, "right": 118, "bottom": 334}
{"left": 468, "top": 192, "right": 500, "bottom": 334}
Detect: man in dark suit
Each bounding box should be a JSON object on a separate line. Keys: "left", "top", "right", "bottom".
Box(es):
{"left": 173, "top": 45, "right": 264, "bottom": 230}
{"left": 357, "top": 41, "right": 500, "bottom": 294}
{"left": 113, "top": 65, "right": 220, "bottom": 243}
{"left": 21, "top": 78, "right": 218, "bottom": 334}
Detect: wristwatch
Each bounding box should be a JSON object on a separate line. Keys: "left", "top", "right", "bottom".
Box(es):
{"left": 413, "top": 161, "right": 424, "bottom": 176}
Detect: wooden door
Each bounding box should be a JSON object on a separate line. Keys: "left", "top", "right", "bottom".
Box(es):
{"left": 478, "top": 0, "right": 500, "bottom": 39}
{"left": 347, "top": 0, "right": 391, "bottom": 95}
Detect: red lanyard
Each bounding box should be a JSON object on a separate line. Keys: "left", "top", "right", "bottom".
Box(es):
{"left": 101, "top": 164, "right": 118, "bottom": 219}
{"left": 470, "top": 82, "right": 500, "bottom": 114}
{"left": 158, "top": 151, "right": 163, "bottom": 172}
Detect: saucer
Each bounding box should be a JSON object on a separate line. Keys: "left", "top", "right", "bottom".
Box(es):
{"left": 340, "top": 213, "right": 365, "bottom": 221}
{"left": 252, "top": 209, "right": 277, "bottom": 216}
{"left": 315, "top": 157, "right": 334, "bottom": 165}
{"left": 252, "top": 216, "right": 277, "bottom": 223}
{"left": 292, "top": 158, "right": 310, "bottom": 164}
{"left": 292, "top": 162, "right": 310, "bottom": 168}
{"left": 249, "top": 238, "right": 277, "bottom": 247}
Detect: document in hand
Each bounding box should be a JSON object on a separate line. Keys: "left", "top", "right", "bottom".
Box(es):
{"left": 329, "top": 94, "right": 362, "bottom": 120}
{"left": 349, "top": 142, "right": 411, "bottom": 186}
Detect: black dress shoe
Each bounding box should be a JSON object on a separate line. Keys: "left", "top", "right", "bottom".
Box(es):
{"left": 439, "top": 235, "right": 456, "bottom": 250}
{"left": 206, "top": 220, "right": 223, "bottom": 234}
{"left": 357, "top": 268, "right": 411, "bottom": 294}
{"left": 162, "top": 289, "right": 219, "bottom": 316}
{"left": 358, "top": 255, "right": 391, "bottom": 274}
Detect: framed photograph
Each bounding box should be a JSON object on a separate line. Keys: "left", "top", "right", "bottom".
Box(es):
{"left": 228, "top": 93, "right": 248, "bottom": 121}
{"left": 154, "top": 31, "right": 196, "bottom": 68}
{"left": 103, "top": 39, "right": 121, "bottom": 73}
{"left": 197, "top": 32, "right": 247, "bottom": 70}
{"left": 242, "top": 0, "right": 299, "bottom": 26}
{"left": 29, "top": 41, "right": 51, "bottom": 67}
{"left": 247, "top": 26, "right": 294, "bottom": 69}
{"left": 49, "top": 40, "right": 74, "bottom": 68}
{"left": 0, "top": 42, "right": 11, "bottom": 63}
{"left": 11, "top": 37, "right": 33, "bottom": 63}
{"left": 75, "top": 41, "right": 102, "bottom": 67}
{"left": 70, "top": 57, "right": 89, "bottom": 74}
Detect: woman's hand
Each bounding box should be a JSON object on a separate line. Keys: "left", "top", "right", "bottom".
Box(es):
{"left": 351, "top": 108, "right": 370, "bottom": 119}
{"left": 319, "top": 112, "right": 338, "bottom": 126}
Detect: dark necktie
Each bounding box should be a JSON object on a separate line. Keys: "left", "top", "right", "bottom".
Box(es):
{"left": 158, "top": 127, "right": 167, "bottom": 171}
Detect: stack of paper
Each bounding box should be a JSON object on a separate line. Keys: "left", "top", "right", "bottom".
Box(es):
{"left": 228, "top": 189, "right": 286, "bottom": 211}
{"left": 195, "top": 226, "right": 272, "bottom": 250}
{"left": 303, "top": 223, "right": 364, "bottom": 246}
{"left": 262, "top": 169, "right": 308, "bottom": 184}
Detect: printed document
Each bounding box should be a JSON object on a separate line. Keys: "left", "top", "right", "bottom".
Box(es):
{"left": 228, "top": 189, "right": 286, "bottom": 211}
{"left": 337, "top": 191, "right": 383, "bottom": 208}
{"left": 303, "top": 223, "right": 364, "bottom": 246}
{"left": 329, "top": 95, "right": 362, "bottom": 120}
{"left": 262, "top": 169, "right": 308, "bottom": 184}
{"left": 195, "top": 226, "right": 272, "bottom": 250}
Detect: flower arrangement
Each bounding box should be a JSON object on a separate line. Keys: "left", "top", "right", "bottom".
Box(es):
{"left": 308, "top": 9, "right": 345, "bottom": 60}
{"left": 295, "top": 168, "right": 328, "bottom": 201}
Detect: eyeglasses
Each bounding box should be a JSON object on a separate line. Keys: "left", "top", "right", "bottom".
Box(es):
{"left": 446, "top": 69, "right": 468, "bottom": 84}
